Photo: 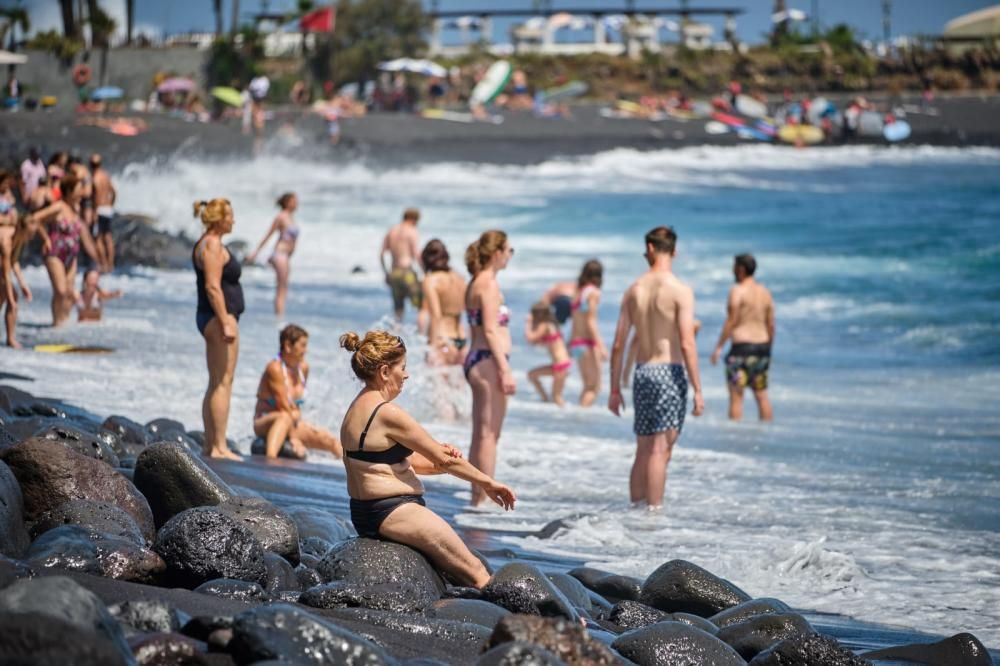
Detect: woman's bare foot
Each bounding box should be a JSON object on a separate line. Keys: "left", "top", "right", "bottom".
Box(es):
{"left": 6, "top": 339, "right": 22, "bottom": 349}
{"left": 205, "top": 446, "right": 242, "bottom": 461}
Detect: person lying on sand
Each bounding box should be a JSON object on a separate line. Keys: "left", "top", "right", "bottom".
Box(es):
{"left": 339, "top": 329, "right": 515, "bottom": 588}
{"left": 253, "top": 324, "right": 342, "bottom": 459}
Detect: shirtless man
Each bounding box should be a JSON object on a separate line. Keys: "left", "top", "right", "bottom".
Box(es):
{"left": 380, "top": 208, "right": 422, "bottom": 322}
{"left": 711, "top": 254, "right": 775, "bottom": 421}
{"left": 608, "top": 226, "right": 704, "bottom": 511}
{"left": 90, "top": 154, "right": 116, "bottom": 272}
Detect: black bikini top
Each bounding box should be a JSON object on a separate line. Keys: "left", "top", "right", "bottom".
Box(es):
{"left": 346, "top": 401, "right": 413, "bottom": 465}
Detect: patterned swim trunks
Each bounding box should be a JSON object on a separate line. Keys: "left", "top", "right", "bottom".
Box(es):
{"left": 632, "top": 363, "right": 688, "bottom": 436}
{"left": 725, "top": 343, "right": 771, "bottom": 390}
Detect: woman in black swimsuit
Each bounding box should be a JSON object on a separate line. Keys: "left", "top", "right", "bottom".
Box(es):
{"left": 339, "top": 329, "right": 516, "bottom": 588}
{"left": 193, "top": 199, "right": 244, "bottom": 461}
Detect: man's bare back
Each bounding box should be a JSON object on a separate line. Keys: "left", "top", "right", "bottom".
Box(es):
{"left": 383, "top": 222, "right": 418, "bottom": 271}
{"left": 729, "top": 280, "right": 773, "bottom": 344}
{"left": 92, "top": 169, "right": 115, "bottom": 208}
{"left": 626, "top": 271, "right": 695, "bottom": 365}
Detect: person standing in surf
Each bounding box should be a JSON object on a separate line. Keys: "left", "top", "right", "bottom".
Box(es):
{"left": 25, "top": 171, "right": 100, "bottom": 327}
{"left": 90, "top": 154, "right": 116, "bottom": 273}
{"left": 247, "top": 192, "right": 300, "bottom": 317}
{"left": 464, "top": 230, "right": 515, "bottom": 507}
{"left": 380, "top": 208, "right": 422, "bottom": 323}
{"left": 339, "top": 329, "right": 515, "bottom": 587}
{"left": 608, "top": 226, "right": 704, "bottom": 511}
{"left": 711, "top": 254, "right": 775, "bottom": 421}
{"left": 1, "top": 170, "right": 35, "bottom": 348}
{"left": 568, "top": 260, "right": 608, "bottom": 407}
{"left": 420, "top": 239, "right": 468, "bottom": 366}
{"left": 192, "top": 199, "right": 244, "bottom": 460}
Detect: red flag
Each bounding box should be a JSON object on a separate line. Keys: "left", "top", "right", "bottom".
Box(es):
{"left": 300, "top": 6, "right": 335, "bottom": 33}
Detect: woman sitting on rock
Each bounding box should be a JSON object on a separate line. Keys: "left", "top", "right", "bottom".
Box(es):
{"left": 339, "top": 329, "right": 516, "bottom": 588}
{"left": 253, "top": 324, "right": 343, "bottom": 459}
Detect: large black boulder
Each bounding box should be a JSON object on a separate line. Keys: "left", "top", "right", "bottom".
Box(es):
{"left": 546, "top": 572, "right": 593, "bottom": 611}
{"left": 486, "top": 614, "right": 618, "bottom": 665}
{"left": 133, "top": 442, "right": 236, "bottom": 528}
{"left": 424, "top": 598, "right": 511, "bottom": 629}
{"left": 748, "top": 633, "right": 872, "bottom": 666}
{"left": 0, "top": 438, "right": 155, "bottom": 542}
{"left": 0, "top": 554, "right": 35, "bottom": 588}
{"left": 286, "top": 504, "right": 356, "bottom": 546}
{"left": 709, "top": 598, "right": 792, "bottom": 629}
{"left": 322, "top": 606, "right": 493, "bottom": 647}
{"left": 213, "top": 496, "right": 300, "bottom": 564}
{"left": 569, "top": 566, "right": 642, "bottom": 603}
{"left": 638, "top": 560, "right": 751, "bottom": 617}
{"left": 0, "top": 460, "right": 30, "bottom": 557}
{"left": 31, "top": 499, "right": 148, "bottom": 545}
{"left": 26, "top": 524, "right": 166, "bottom": 583}
{"left": 110, "top": 600, "right": 190, "bottom": 636}
{"left": 0, "top": 610, "right": 127, "bottom": 666}
{"left": 31, "top": 425, "right": 121, "bottom": 467}
{"left": 608, "top": 600, "right": 668, "bottom": 630}
{"left": 0, "top": 576, "right": 134, "bottom": 664}
{"left": 154, "top": 506, "right": 267, "bottom": 588}
{"left": 716, "top": 613, "right": 814, "bottom": 660}
{"left": 316, "top": 538, "right": 445, "bottom": 611}
{"left": 263, "top": 551, "right": 301, "bottom": 594}
{"left": 612, "top": 621, "right": 746, "bottom": 666}
{"left": 301, "top": 580, "right": 432, "bottom": 614}
{"left": 194, "top": 578, "right": 270, "bottom": 603}
{"left": 481, "top": 562, "right": 580, "bottom": 622}
{"left": 102, "top": 415, "right": 150, "bottom": 449}
{"left": 228, "top": 603, "right": 394, "bottom": 665}
{"left": 862, "top": 632, "right": 993, "bottom": 666}
{"left": 477, "top": 641, "right": 563, "bottom": 665}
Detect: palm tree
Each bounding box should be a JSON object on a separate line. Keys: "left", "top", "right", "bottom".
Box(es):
{"left": 230, "top": 0, "right": 241, "bottom": 37}
{"left": 59, "top": 0, "right": 80, "bottom": 39}
{"left": 0, "top": 7, "right": 30, "bottom": 50}
{"left": 213, "top": 0, "right": 223, "bottom": 38}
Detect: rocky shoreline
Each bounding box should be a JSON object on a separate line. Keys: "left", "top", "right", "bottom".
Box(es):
{"left": 0, "top": 383, "right": 995, "bottom": 665}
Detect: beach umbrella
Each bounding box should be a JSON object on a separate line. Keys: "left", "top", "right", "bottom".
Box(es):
{"left": 91, "top": 86, "right": 124, "bottom": 101}
{"left": 157, "top": 77, "right": 196, "bottom": 93}
{"left": 211, "top": 86, "right": 244, "bottom": 108}
{"left": 377, "top": 58, "right": 448, "bottom": 78}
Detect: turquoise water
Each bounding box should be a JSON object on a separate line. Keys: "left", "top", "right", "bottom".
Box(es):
{"left": 5, "top": 145, "right": 999, "bottom": 644}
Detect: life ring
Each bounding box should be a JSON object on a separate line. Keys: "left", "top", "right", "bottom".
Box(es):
{"left": 72, "top": 63, "right": 92, "bottom": 86}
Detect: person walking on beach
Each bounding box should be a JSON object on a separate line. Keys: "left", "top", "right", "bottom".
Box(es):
{"left": 90, "top": 154, "right": 116, "bottom": 273}
{"left": 247, "top": 192, "right": 300, "bottom": 317}
{"left": 420, "top": 239, "right": 467, "bottom": 366}
{"left": 25, "top": 171, "right": 100, "bottom": 326}
{"left": 339, "top": 330, "right": 515, "bottom": 587}
{"left": 380, "top": 208, "right": 422, "bottom": 323}
{"left": 193, "top": 199, "right": 244, "bottom": 461}
{"left": 568, "top": 260, "right": 608, "bottom": 407}
{"left": 711, "top": 254, "right": 775, "bottom": 421}
{"left": 464, "top": 230, "right": 515, "bottom": 507}
{"left": 608, "top": 226, "right": 704, "bottom": 511}
{"left": 254, "top": 324, "right": 342, "bottom": 459}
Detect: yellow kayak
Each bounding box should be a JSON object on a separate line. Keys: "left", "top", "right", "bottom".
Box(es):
{"left": 777, "top": 124, "right": 825, "bottom": 145}
{"left": 34, "top": 344, "right": 114, "bottom": 354}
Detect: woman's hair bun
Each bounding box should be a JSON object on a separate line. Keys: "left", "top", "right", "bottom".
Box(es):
{"left": 192, "top": 200, "right": 207, "bottom": 218}
{"left": 339, "top": 332, "right": 361, "bottom": 352}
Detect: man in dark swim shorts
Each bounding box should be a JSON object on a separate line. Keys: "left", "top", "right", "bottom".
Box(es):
{"left": 711, "top": 254, "right": 775, "bottom": 421}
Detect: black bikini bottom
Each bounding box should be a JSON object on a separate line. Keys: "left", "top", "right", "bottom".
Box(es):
{"left": 349, "top": 494, "right": 426, "bottom": 538}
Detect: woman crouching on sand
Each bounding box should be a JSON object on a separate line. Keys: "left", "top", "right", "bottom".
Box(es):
{"left": 254, "top": 324, "right": 343, "bottom": 459}
{"left": 193, "top": 199, "right": 244, "bottom": 460}
{"left": 339, "top": 330, "right": 515, "bottom": 588}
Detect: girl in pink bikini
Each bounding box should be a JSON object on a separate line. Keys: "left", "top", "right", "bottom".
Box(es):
{"left": 24, "top": 171, "right": 99, "bottom": 327}
{"left": 525, "top": 302, "right": 571, "bottom": 406}
{"left": 568, "top": 259, "right": 608, "bottom": 407}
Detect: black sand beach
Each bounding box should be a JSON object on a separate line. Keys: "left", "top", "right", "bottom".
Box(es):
{"left": 2, "top": 93, "right": 1000, "bottom": 167}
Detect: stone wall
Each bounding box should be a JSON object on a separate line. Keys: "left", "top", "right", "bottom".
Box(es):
{"left": 13, "top": 47, "right": 209, "bottom": 105}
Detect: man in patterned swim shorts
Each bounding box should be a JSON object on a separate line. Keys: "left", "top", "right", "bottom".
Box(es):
{"left": 711, "top": 254, "right": 775, "bottom": 421}
{"left": 608, "top": 226, "right": 704, "bottom": 512}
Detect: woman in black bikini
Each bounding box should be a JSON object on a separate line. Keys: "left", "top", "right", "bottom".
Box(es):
{"left": 420, "top": 239, "right": 467, "bottom": 366}
{"left": 253, "top": 324, "right": 343, "bottom": 459}
{"left": 339, "top": 330, "right": 515, "bottom": 588}
{"left": 463, "top": 230, "right": 515, "bottom": 507}
{"left": 193, "top": 199, "right": 244, "bottom": 461}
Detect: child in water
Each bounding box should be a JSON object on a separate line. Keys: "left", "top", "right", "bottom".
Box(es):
{"left": 76, "top": 269, "right": 122, "bottom": 322}
{"left": 525, "top": 302, "right": 572, "bottom": 406}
